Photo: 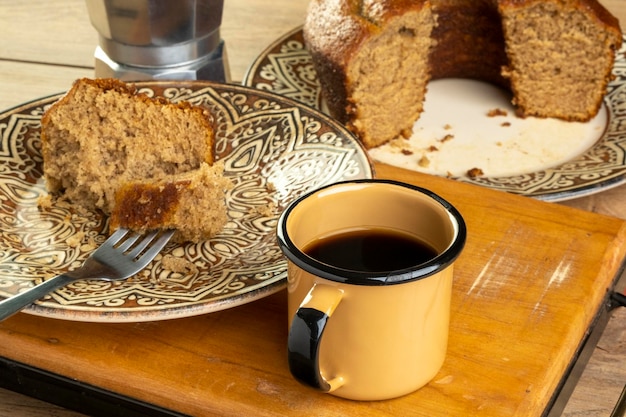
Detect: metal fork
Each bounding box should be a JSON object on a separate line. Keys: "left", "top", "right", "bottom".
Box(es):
{"left": 0, "top": 228, "right": 174, "bottom": 322}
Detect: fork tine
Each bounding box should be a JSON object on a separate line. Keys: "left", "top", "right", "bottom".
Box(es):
{"left": 106, "top": 228, "right": 132, "bottom": 245}
{"left": 126, "top": 230, "right": 160, "bottom": 259}
{"left": 131, "top": 230, "right": 175, "bottom": 268}
{"left": 115, "top": 232, "right": 142, "bottom": 252}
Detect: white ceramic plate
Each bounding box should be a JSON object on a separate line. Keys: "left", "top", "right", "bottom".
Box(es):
{"left": 0, "top": 81, "right": 372, "bottom": 322}
{"left": 243, "top": 27, "right": 626, "bottom": 202}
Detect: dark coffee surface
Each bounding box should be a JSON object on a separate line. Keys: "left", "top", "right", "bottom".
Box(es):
{"left": 303, "top": 229, "right": 438, "bottom": 273}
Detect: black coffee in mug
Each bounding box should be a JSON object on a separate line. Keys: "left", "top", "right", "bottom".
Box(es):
{"left": 303, "top": 228, "right": 439, "bottom": 273}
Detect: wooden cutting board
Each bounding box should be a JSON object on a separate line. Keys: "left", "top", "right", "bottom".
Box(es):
{"left": 0, "top": 163, "right": 625, "bottom": 417}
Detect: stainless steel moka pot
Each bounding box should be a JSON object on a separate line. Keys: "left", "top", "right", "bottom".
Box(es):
{"left": 86, "top": 0, "right": 230, "bottom": 82}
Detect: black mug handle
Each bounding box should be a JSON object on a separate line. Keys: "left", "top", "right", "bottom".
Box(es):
{"left": 287, "top": 284, "right": 344, "bottom": 392}
{"left": 611, "top": 291, "right": 626, "bottom": 309}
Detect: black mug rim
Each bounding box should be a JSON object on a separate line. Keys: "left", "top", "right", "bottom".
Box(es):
{"left": 276, "top": 179, "right": 467, "bottom": 286}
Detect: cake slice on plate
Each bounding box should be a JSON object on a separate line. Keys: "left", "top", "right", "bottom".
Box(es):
{"left": 41, "top": 78, "right": 231, "bottom": 243}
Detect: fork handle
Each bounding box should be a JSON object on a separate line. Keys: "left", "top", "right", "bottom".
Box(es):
{"left": 0, "top": 274, "right": 75, "bottom": 322}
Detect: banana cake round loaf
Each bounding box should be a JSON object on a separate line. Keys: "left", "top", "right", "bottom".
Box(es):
{"left": 303, "top": 0, "right": 623, "bottom": 149}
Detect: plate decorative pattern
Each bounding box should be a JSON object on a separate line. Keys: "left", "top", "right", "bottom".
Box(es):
{"left": 243, "top": 27, "right": 626, "bottom": 201}
{"left": 0, "top": 81, "right": 372, "bottom": 322}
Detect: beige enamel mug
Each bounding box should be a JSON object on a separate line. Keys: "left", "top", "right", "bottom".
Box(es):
{"left": 277, "top": 180, "right": 466, "bottom": 401}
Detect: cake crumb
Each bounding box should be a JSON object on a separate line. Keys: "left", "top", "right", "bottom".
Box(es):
{"left": 66, "top": 232, "right": 85, "bottom": 248}
{"left": 439, "top": 134, "right": 454, "bottom": 143}
{"left": 249, "top": 201, "right": 277, "bottom": 217}
{"left": 266, "top": 181, "right": 277, "bottom": 193}
{"left": 81, "top": 236, "right": 98, "bottom": 252}
{"left": 38, "top": 194, "right": 52, "bottom": 209}
{"left": 418, "top": 155, "right": 430, "bottom": 167}
{"left": 388, "top": 138, "right": 413, "bottom": 155}
{"left": 162, "top": 254, "right": 198, "bottom": 275}
{"left": 65, "top": 231, "right": 98, "bottom": 252}
{"left": 389, "top": 137, "right": 411, "bottom": 149}
{"left": 487, "top": 108, "right": 508, "bottom": 117}
{"left": 467, "top": 167, "right": 484, "bottom": 178}
{"left": 501, "top": 121, "right": 511, "bottom": 127}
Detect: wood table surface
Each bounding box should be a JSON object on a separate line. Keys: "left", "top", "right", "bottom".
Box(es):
{"left": 0, "top": 1, "right": 625, "bottom": 416}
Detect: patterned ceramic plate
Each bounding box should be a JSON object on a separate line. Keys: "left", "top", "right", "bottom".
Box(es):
{"left": 0, "top": 81, "right": 372, "bottom": 322}
{"left": 243, "top": 27, "right": 626, "bottom": 202}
